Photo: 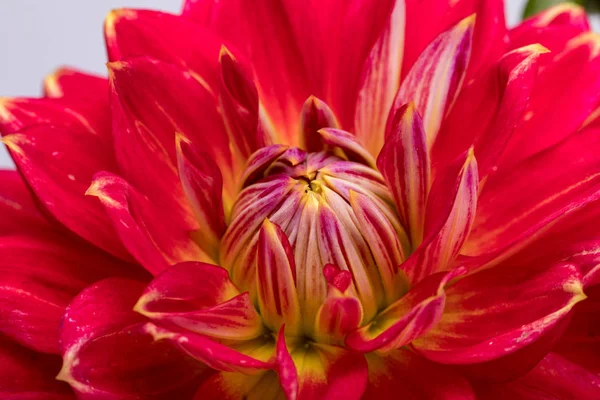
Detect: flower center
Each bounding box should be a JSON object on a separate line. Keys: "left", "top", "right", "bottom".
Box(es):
{"left": 221, "top": 146, "right": 409, "bottom": 340}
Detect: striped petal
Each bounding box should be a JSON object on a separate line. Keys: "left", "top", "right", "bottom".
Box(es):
{"left": 256, "top": 219, "right": 301, "bottom": 335}
{"left": 413, "top": 262, "right": 586, "bottom": 364}
{"left": 58, "top": 278, "right": 204, "bottom": 399}
{"left": 405, "top": 149, "right": 478, "bottom": 283}
{"left": 377, "top": 103, "right": 430, "bottom": 246}
{"left": 136, "top": 261, "right": 263, "bottom": 341}
{"left": 318, "top": 128, "right": 376, "bottom": 169}
{"left": 315, "top": 265, "right": 364, "bottom": 344}
{"left": 346, "top": 268, "right": 465, "bottom": 353}
{"left": 87, "top": 172, "right": 208, "bottom": 275}
{"left": 299, "top": 96, "right": 340, "bottom": 153}
{"left": 353, "top": 0, "right": 405, "bottom": 155}
{"left": 393, "top": 15, "right": 474, "bottom": 148}
{"left": 176, "top": 135, "right": 225, "bottom": 261}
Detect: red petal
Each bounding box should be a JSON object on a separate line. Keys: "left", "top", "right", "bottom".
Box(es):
{"left": 363, "top": 349, "right": 475, "bottom": 399}
{"left": 509, "top": 3, "right": 590, "bottom": 53}
{"left": 0, "top": 105, "right": 128, "bottom": 259}
{"left": 219, "top": 47, "right": 269, "bottom": 167}
{"left": 406, "top": 149, "right": 478, "bottom": 283}
{"left": 353, "top": 0, "right": 405, "bottom": 155}
{"left": 377, "top": 103, "right": 430, "bottom": 246}
{"left": 176, "top": 135, "right": 226, "bottom": 260}
{"left": 413, "top": 262, "right": 586, "bottom": 364}
{"left": 108, "top": 56, "right": 235, "bottom": 214}
{"left": 0, "top": 232, "right": 143, "bottom": 354}
{"left": 299, "top": 96, "right": 340, "bottom": 153}
{"left": 43, "top": 67, "right": 107, "bottom": 100}
{"left": 276, "top": 326, "right": 299, "bottom": 400}
{"left": 194, "top": 371, "right": 283, "bottom": 400}
{"left": 393, "top": 15, "right": 475, "bottom": 148}
{"left": 499, "top": 33, "right": 600, "bottom": 168}
{"left": 466, "top": 0, "right": 506, "bottom": 79}
{"left": 474, "top": 353, "right": 600, "bottom": 399}
{"left": 105, "top": 9, "right": 222, "bottom": 91}
{"left": 87, "top": 172, "right": 209, "bottom": 275}
{"left": 346, "top": 268, "right": 465, "bottom": 353}
{"left": 0, "top": 170, "right": 46, "bottom": 233}
{"left": 464, "top": 123, "right": 600, "bottom": 265}
{"left": 256, "top": 220, "right": 301, "bottom": 335}
{"left": 136, "top": 261, "right": 263, "bottom": 340}
{"left": 0, "top": 336, "right": 72, "bottom": 399}
{"left": 58, "top": 278, "right": 204, "bottom": 399}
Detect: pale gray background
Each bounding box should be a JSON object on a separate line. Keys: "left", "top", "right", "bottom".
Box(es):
{"left": 0, "top": 0, "right": 528, "bottom": 168}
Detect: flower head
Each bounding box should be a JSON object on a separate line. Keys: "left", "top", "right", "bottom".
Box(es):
{"left": 1, "top": 1, "right": 600, "bottom": 399}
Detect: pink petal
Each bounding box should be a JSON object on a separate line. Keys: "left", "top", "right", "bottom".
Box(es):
{"left": 377, "top": 103, "right": 430, "bottom": 245}
{"left": 318, "top": 128, "right": 377, "bottom": 169}
{"left": 58, "top": 278, "right": 204, "bottom": 399}
{"left": 474, "top": 353, "right": 600, "bottom": 399}
{"left": 363, "top": 349, "right": 475, "bottom": 399}
{"left": 135, "top": 261, "right": 264, "bottom": 340}
{"left": 406, "top": 149, "right": 478, "bottom": 283}
{"left": 0, "top": 170, "right": 46, "bottom": 233}
{"left": 0, "top": 336, "right": 72, "bottom": 399}
{"left": 509, "top": 3, "right": 590, "bottom": 53}
{"left": 413, "top": 262, "right": 586, "bottom": 364}
{"left": 43, "top": 67, "right": 107, "bottom": 100}
{"left": 276, "top": 326, "right": 299, "bottom": 400}
{"left": 87, "top": 172, "right": 208, "bottom": 275}
{"left": 353, "top": 0, "right": 405, "bottom": 155}
{"left": 346, "top": 268, "right": 465, "bottom": 353}
{"left": 393, "top": 15, "right": 475, "bottom": 148}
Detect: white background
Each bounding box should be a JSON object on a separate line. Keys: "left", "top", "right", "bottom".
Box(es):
{"left": 0, "top": 0, "right": 528, "bottom": 168}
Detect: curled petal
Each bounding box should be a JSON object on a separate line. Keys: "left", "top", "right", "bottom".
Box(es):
{"left": 256, "top": 220, "right": 301, "bottom": 335}
{"left": 219, "top": 47, "right": 269, "bottom": 167}
{"left": 413, "top": 263, "right": 586, "bottom": 364}
{"left": 87, "top": 172, "right": 208, "bottom": 275}
{"left": 58, "top": 278, "right": 204, "bottom": 399}
{"left": 136, "top": 261, "right": 264, "bottom": 341}
{"left": 241, "top": 144, "right": 289, "bottom": 187}
{"left": 354, "top": 0, "right": 405, "bottom": 155}
{"left": 377, "top": 103, "right": 430, "bottom": 245}
{"left": 315, "top": 265, "right": 364, "bottom": 343}
{"left": 346, "top": 268, "right": 465, "bottom": 353}
{"left": 393, "top": 15, "right": 474, "bottom": 148}
{"left": 406, "top": 149, "right": 478, "bottom": 283}
{"left": 318, "top": 128, "right": 376, "bottom": 169}
{"left": 176, "top": 135, "right": 226, "bottom": 261}
{"left": 145, "top": 323, "right": 274, "bottom": 374}
{"left": 299, "top": 96, "right": 340, "bottom": 153}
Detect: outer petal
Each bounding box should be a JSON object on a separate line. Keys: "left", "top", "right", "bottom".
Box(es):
{"left": 405, "top": 149, "right": 478, "bottom": 283}
{"left": 353, "top": 0, "right": 405, "bottom": 155}
{"left": 87, "top": 172, "right": 208, "bottom": 275}
{"left": 413, "top": 263, "right": 586, "bottom": 364}
{"left": 464, "top": 123, "right": 600, "bottom": 265}
{"left": 105, "top": 9, "right": 222, "bottom": 92}
{"left": 0, "top": 170, "right": 46, "bottom": 233}
{"left": 377, "top": 103, "right": 430, "bottom": 246}
{"left": 58, "top": 278, "right": 205, "bottom": 399}
{"left": 509, "top": 3, "right": 590, "bottom": 53}
{"left": 135, "top": 262, "right": 264, "bottom": 341}
{"left": 346, "top": 268, "right": 465, "bottom": 353}
{"left": 176, "top": 135, "right": 225, "bottom": 261}
{"left": 43, "top": 67, "right": 108, "bottom": 100}
{"left": 0, "top": 117, "right": 129, "bottom": 260}
{"left": 363, "top": 349, "right": 475, "bottom": 399}
{"left": 474, "top": 353, "right": 600, "bottom": 399}
{"left": 0, "top": 232, "right": 143, "bottom": 354}
{"left": 0, "top": 337, "right": 72, "bottom": 400}
{"left": 194, "top": 371, "right": 284, "bottom": 400}
{"left": 499, "top": 33, "right": 600, "bottom": 168}
{"left": 393, "top": 15, "right": 474, "bottom": 148}
{"left": 256, "top": 220, "right": 301, "bottom": 335}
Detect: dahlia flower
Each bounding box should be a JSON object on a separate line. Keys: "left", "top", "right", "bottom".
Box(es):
{"left": 1, "top": 0, "right": 599, "bottom": 398}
